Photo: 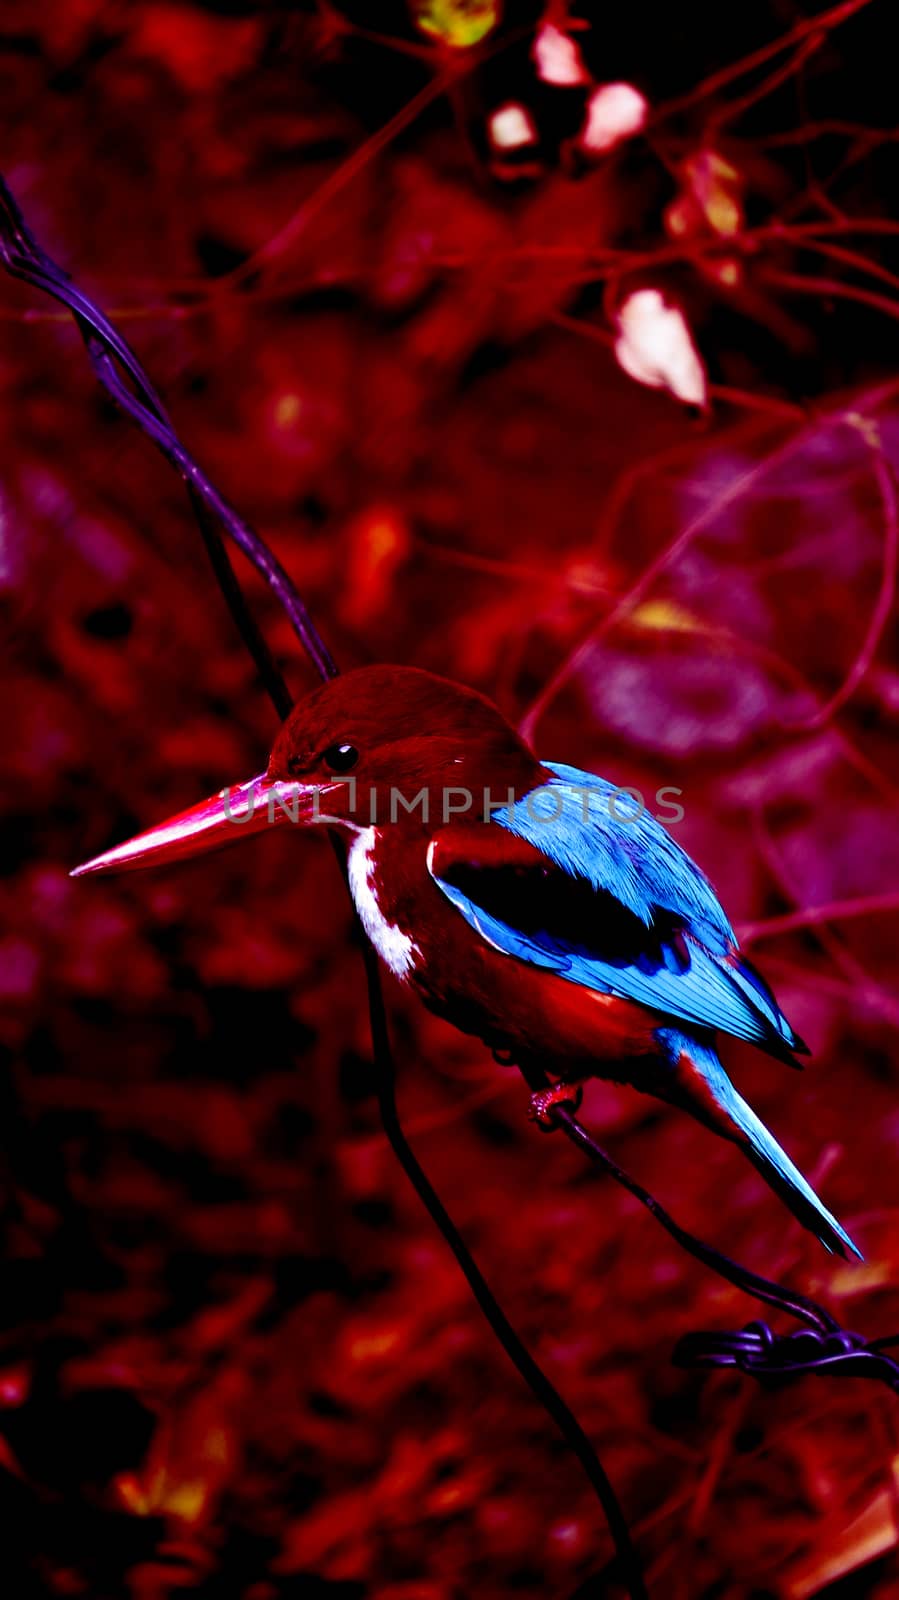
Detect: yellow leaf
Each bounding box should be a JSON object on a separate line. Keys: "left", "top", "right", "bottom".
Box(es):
{"left": 410, "top": 0, "right": 499, "bottom": 49}
{"left": 631, "top": 599, "right": 700, "bottom": 634}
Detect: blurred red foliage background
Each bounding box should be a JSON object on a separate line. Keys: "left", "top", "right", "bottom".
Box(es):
{"left": 2, "top": 2, "right": 899, "bottom": 1596}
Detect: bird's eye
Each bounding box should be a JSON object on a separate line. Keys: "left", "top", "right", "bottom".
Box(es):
{"left": 323, "top": 742, "right": 359, "bottom": 773}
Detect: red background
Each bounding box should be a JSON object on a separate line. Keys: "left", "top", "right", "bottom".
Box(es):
{"left": 2, "top": 3, "right": 899, "bottom": 1596}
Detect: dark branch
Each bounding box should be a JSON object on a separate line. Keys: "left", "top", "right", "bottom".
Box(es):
{"left": 542, "top": 1101, "right": 899, "bottom": 1392}
{"left": 0, "top": 176, "right": 338, "bottom": 688}
{"left": 547, "top": 1105, "right": 835, "bottom": 1334}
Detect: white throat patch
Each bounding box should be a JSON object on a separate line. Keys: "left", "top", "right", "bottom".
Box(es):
{"left": 347, "top": 828, "right": 420, "bottom": 981}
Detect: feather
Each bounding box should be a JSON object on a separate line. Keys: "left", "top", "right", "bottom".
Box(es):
{"left": 429, "top": 765, "right": 806, "bottom": 1064}
{"left": 653, "top": 1030, "right": 860, "bottom": 1259}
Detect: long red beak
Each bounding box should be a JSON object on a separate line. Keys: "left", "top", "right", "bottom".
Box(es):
{"left": 70, "top": 773, "right": 332, "bottom": 878}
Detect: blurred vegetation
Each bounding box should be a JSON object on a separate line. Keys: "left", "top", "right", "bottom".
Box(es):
{"left": 1, "top": 2, "right": 899, "bottom": 1596}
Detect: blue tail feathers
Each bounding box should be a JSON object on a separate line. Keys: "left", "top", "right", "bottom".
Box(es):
{"left": 654, "top": 1029, "right": 861, "bottom": 1261}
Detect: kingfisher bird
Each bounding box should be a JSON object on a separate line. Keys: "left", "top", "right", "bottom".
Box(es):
{"left": 72, "top": 665, "right": 859, "bottom": 1260}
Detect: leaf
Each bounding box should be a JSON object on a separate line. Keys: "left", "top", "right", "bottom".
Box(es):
{"left": 410, "top": 0, "right": 499, "bottom": 48}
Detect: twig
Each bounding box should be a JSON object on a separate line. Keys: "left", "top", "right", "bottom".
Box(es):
{"left": 761, "top": 266, "right": 899, "bottom": 324}
{"left": 366, "top": 954, "right": 647, "bottom": 1600}
{"left": 541, "top": 1103, "right": 899, "bottom": 1391}
{"left": 650, "top": 0, "right": 876, "bottom": 125}
{"left": 737, "top": 890, "right": 899, "bottom": 945}
{"left": 546, "top": 1107, "right": 835, "bottom": 1334}
{"left": 783, "top": 420, "right": 899, "bottom": 729}
{"left": 0, "top": 177, "right": 338, "bottom": 687}
{"left": 518, "top": 414, "right": 834, "bottom": 745}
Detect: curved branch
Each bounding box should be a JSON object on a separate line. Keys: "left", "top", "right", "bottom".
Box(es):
{"left": 0, "top": 176, "right": 338, "bottom": 687}
{"left": 784, "top": 424, "right": 899, "bottom": 730}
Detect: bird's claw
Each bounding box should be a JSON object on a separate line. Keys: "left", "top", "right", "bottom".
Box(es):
{"left": 528, "top": 1081, "right": 583, "bottom": 1130}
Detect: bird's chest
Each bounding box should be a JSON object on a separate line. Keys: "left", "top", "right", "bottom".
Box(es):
{"left": 346, "top": 829, "right": 423, "bottom": 981}
{"left": 344, "top": 827, "right": 654, "bottom": 1064}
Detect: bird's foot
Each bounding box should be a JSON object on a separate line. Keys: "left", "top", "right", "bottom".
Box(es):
{"left": 528, "top": 1080, "right": 584, "bottom": 1130}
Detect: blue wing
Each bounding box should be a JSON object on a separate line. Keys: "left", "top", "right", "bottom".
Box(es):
{"left": 430, "top": 763, "right": 806, "bottom": 1063}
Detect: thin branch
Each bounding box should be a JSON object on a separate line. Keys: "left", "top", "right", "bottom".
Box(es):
{"left": 220, "top": 69, "right": 451, "bottom": 291}
{"left": 706, "top": 33, "right": 825, "bottom": 134}
{"left": 518, "top": 412, "right": 833, "bottom": 744}
{"left": 737, "top": 890, "right": 899, "bottom": 945}
{"left": 534, "top": 1103, "right": 899, "bottom": 1391}
{"left": 650, "top": 0, "right": 877, "bottom": 125}
{"left": 783, "top": 421, "right": 899, "bottom": 729}
{"left": 547, "top": 1108, "right": 835, "bottom": 1333}
{"left": 761, "top": 266, "right": 899, "bottom": 324}
{"left": 365, "top": 953, "right": 647, "bottom": 1600}
{"left": 0, "top": 176, "right": 338, "bottom": 687}
{"left": 793, "top": 235, "right": 899, "bottom": 299}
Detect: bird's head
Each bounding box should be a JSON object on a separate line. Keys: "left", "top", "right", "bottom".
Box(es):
{"left": 71, "top": 666, "right": 542, "bottom": 877}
